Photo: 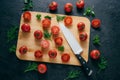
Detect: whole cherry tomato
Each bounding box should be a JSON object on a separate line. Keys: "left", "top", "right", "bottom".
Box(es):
{"left": 76, "top": 0, "right": 85, "bottom": 9}
{"left": 91, "top": 19, "right": 101, "bottom": 28}
{"left": 90, "top": 50, "right": 100, "bottom": 60}
{"left": 21, "top": 23, "right": 31, "bottom": 32}
{"left": 61, "top": 53, "right": 70, "bottom": 62}
{"left": 19, "top": 45, "right": 28, "bottom": 54}
{"left": 38, "top": 64, "right": 47, "bottom": 74}
{"left": 49, "top": 1, "right": 58, "bottom": 11}
{"left": 64, "top": 3, "right": 73, "bottom": 13}
{"left": 79, "top": 32, "right": 87, "bottom": 41}
{"left": 23, "top": 11, "right": 31, "bottom": 21}
{"left": 77, "top": 22, "right": 85, "bottom": 31}
{"left": 34, "top": 30, "right": 43, "bottom": 39}
{"left": 48, "top": 49, "right": 57, "bottom": 58}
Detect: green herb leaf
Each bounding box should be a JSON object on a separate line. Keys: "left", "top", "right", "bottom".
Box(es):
{"left": 93, "top": 35, "right": 101, "bottom": 45}
{"left": 9, "top": 45, "right": 16, "bottom": 53}
{"left": 24, "top": 62, "right": 38, "bottom": 73}
{"left": 36, "top": 14, "right": 41, "bottom": 20}
{"left": 23, "top": 0, "right": 33, "bottom": 11}
{"left": 58, "top": 46, "right": 64, "bottom": 52}
{"left": 44, "top": 15, "right": 51, "bottom": 20}
{"left": 44, "top": 30, "right": 51, "bottom": 40}
{"left": 64, "top": 70, "right": 81, "bottom": 80}
{"left": 83, "top": 7, "right": 95, "bottom": 17}
{"left": 56, "top": 15, "right": 66, "bottom": 22}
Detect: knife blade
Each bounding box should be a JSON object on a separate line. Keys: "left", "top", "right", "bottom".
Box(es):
{"left": 59, "top": 22, "right": 93, "bottom": 77}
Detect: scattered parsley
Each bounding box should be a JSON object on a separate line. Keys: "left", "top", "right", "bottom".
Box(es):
{"left": 36, "top": 14, "right": 41, "bottom": 20}
{"left": 9, "top": 45, "right": 16, "bottom": 53}
{"left": 56, "top": 15, "right": 66, "bottom": 22}
{"left": 22, "top": 0, "right": 33, "bottom": 11}
{"left": 93, "top": 35, "right": 101, "bottom": 45}
{"left": 24, "top": 62, "right": 38, "bottom": 73}
{"left": 44, "top": 30, "right": 51, "bottom": 40}
{"left": 58, "top": 46, "right": 64, "bottom": 52}
{"left": 44, "top": 15, "right": 51, "bottom": 20}
{"left": 64, "top": 70, "right": 81, "bottom": 80}
{"left": 83, "top": 7, "right": 95, "bottom": 17}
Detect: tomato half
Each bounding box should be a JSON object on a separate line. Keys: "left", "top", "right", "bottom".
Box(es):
{"left": 38, "top": 64, "right": 47, "bottom": 74}
{"left": 61, "top": 53, "right": 70, "bottom": 62}
{"left": 21, "top": 23, "right": 31, "bottom": 32}
{"left": 76, "top": 0, "right": 85, "bottom": 9}
{"left": 34, "top": 30, "right": 43, "bottom": 39}
{"left": 64, "top": 16, "right": 73, "bottom": 26}
{"left": 51, "top": 26, "right": 60, "bottom": 36}
{"left": 23, "top": 11, "right": 31, "bottom": 21}
{"left": 48, "top": 49, "right": 57, "bottom": 58}
{"left": 34, "top": 50, "right": 43, "bottom": 58}
{"left": 40, "top": 40, "right": 50, "bottom": 49}
{"left": 54, "top": 37, "right": 63, "bottom": 46}
{"left": 19, "top": 45, "right": 28, "bottom": 54}
{"left": 49, "top": 1, "right": 58, "bottom": 11}
{"left": 91, "top": 19, "right": 101, "bottom": 28}
{"left": 90, "top": 50, "right": 100, "bottom": 60}
{"left": 77, "top": 22, "right": 85, "bottom": 31}
{"left": 64, "top": 3, "right": 73, "bottom": 13}
{"left": 42, "top": 18, "right": 51, "bottom": 29}
{"left": 79, "top": 32, "right": 87, "bottom": 41}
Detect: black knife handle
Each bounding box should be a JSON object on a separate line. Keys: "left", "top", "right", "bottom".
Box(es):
{"left": 76, "top": 54, "right": 93, "bottom": 76}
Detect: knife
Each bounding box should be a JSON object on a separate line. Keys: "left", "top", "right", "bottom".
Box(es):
{"left": 59, "top": 23, "right": 93, "bottom": 77}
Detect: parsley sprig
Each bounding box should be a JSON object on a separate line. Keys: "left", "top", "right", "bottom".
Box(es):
{"left": 58, "top": 46, "right": 64, "bottom": 52}
{"left": 44, "top": 30, "right": 51, "bottom": 40}
{"left": 22, "top": 0, "right": 33, "bottom": 11}
{"left": 93, "top": 35, "right": 101, "bottom": 45}
{"left": 83, "top": 7, "right": 95, "bottom": 17}
{"left": 36, "top": 14, "right": 41, "bottom": 20}
{"left": 9, "top": 45, "right": 16, "bottom": 53}
{"left": 56, "top": 15, "right": 66, "bottom": 22}
{"left": 44, "top": 15, "right": 51, "bottom": 20}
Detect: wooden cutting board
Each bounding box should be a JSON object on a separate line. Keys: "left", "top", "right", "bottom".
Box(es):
{"left": 16, "top": 11, "right": 90, "bottom": 66}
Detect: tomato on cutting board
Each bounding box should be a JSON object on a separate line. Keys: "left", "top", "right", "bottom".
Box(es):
{"left": 64, "top": 16, "right": 73, "bottom": 26}
{"left": 79, "top": 32, "right": 87, "bottom": 41}
{"left": 76, "top": 0, "right": 85, "bottom": 9}
{"left": 40, "top": 40, "right": 50, "bottom": 49}
{"left": 38, "top": 64, "right": 47, "bottom": 74}
{"left": 90, "top": 50, "right": 100, "bottom": 60}
{"left": 51, "top": 25, "right": 60, "bottom": 36}
{"left": 77, "top": 22, "right": 85, "bottom": 31}
{"left": 23, "top": 11, "right": 31, "bottom": 21}
{"left": 34, "top": 30, "right": 43, "bottom": 39}
{"left": 64, "top": 3, "right": 73, "bottom": 13}
{"left": 21, "top": 23, "right": 31, "bottom": 32}
{"left": 19, "top": 45, "right": 28, "bottom": 54}
{"left": 48, "top": 49, "right": 57, "bottom": 58}
{"left": 49, "top": 1, "right": 58, "bottom": 11}
{"left": 91, "top": 19, "right": 101, "bottom": 28}
{"left": 34, "top": 50, "right": 43, "bottom": 58}
{"left": 54, "top": 37, "right": 63, "bottom": 46}
{"left": 42, "top": 18, "right": 51, "bottom": 29}
{"left": 61, "top": 53, "right": 70, "bottom": 62}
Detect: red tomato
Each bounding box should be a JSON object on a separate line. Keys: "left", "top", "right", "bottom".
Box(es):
{"left": 76, "top": 0, "right": 85, "bottom": 9}
{"left": 19, "top": 45, "right": 28, "bottom": 54}
{"left": 61, "top": 53, "right": 70, "bottom": 62}
{"left": 64, "top": 3, "right": 73, "bottom": 13}
{"left": 91, "top": 19, "right": 101, "bottom": 28}
{"left": 23, "top": 11, "right": 31, "bottom": 21}
{"left": 48, "top": 49, "right": 57, "bottom": 58}
{"left": 64, "top": 16, "right": 73, "bottom": 26}
{"left": 54, "top": 37, "right": 63, "bottom": 46}
{"left": 38, "top": 64, "right": 47, "bottom": 74}
{"left": 34, "top": 30, "right": 43, "bottom": 39}
{"left": 49, "top": 1, "right": 58, "bottom": 11}
{"left": 42, "top": 18, "right": 51, "bottom": 29}
{"left": 90, "top": 50, "right": 100, "bottom": 60}
{"left": 21, "top": 23, "right": 31, "bottom": 32}
{"left": 40, "top": 40, "right": 50, "bottom": 49}
{"left": 34, "top": 50, "right": 43, "bottom": 58}
{"left": 51, "top": 26, "right": 60, "bottom": 36}
{"left": 77, "top": 22, "right": 85, "bottom": 31}
{"left": 79, "top": 32, "right": 87, "bottom": 41}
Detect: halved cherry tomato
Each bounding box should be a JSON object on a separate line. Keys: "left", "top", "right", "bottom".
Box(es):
{"left": 77, "top": 22, "right": 85, "bottom": 31}
{"left": 64, "top": 16, "right": 73, "bottom": 26}
{"left": 79, "top": 32, "right": 87, "bottom": 41}
{"left": 54, "top": 37, "right": 63, "bottom": 46}
{"left": 76, "top": 0, "right": 85, "bottom": 9}
{"left": 49, "top": 1, "right": 58, "bottom": 11}
{"left": 19, "top": 45, "right": 28, "bottom": 54}
{"left": 23, "top": 11, "right": 31, "bottom": 21}
{"left": 21, "top": 23, "right": 31, "bottom": 32}
{"left": 91, "top": 19, "right": 101, "bottom": 28}
{"left": 61, "top": 53, "right": 70, "bottom": 62}
{"left": 34, "top": 30, "right": 43, "bottom": 39}
{"left": 90, "top": 50, "right": 100, "bottom": 60}
{"left": 40, "top": 40, "right": 50, "bottom": 49}
{"left": 34, "top": 50, "right": 43, "bottom": 58}
{"left": 64, "top": 3, "right": 73, "bottom": 13}
{"left": 42, "top": 18, "right": 51, "bottom": 29}
{"left": 38, "top": 64, "right": 47, "bottom": 74}
{"left": 48, "top": 49, "right": 57, "bottom": 58}
{"left": 51, "top": 26, "right": 60, "bottom": 36}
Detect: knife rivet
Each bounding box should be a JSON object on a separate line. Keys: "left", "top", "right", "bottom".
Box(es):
{"left": 83, "top": 61, "right": 85, "bottom": 64}
{"left": 86, "top": 68, "right": 89, "bottom": 70}
{"left": 79, "top": 57, "right": 81, "bottom": 59}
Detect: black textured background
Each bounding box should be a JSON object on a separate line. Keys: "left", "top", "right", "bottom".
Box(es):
{"left": 0, "top": 0, "right": 120, "bottom": 80}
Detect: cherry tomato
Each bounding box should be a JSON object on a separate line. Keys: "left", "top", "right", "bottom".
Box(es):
{"left": 34, "top": 50, "right": 43, "bottom": 58}
{"left": 34, "top": 30, "right": 43, "bottom": 39}
{"left": 19, "top": 45, "right": 28, "bottom": 54}
{"left": 49, "top": 1, "right": 58, "bottom": 11}
{"left": 54, "top": 37, "right": 63, "bottom": 46}
{"left": 40, "top": 40, "right": 50, "bottom": 49}
{"left": 79, "top": 32, "right": 87, "bottom": 41}
{"left": 77, "top": 22, "right": 85, "bottom": 31}
{"left": 64, "top": 3, "right": 73, "bottom": 13}
{"left": 38, "top": 64, "right": 47, "bottom": 74}
{"left": 91, "top": 19, "right": 101, "bottom": 28}
{"left": 51, "top": 26, "right": 60, "bottom": 36}
{"left": 90, "top": 50, "right": 100, "bottom": 60}
{"left": 42, "top": 18, "right": 51, "bottom": 29}
{"left": 61, "top": 53, "right": 70, "bottom": 62}
{"left": 21, "top": 23, "right": 31, "bottom": 32}
{"left": 48, "top": 49, "right": 57, "bottom": 58}
{"left": 76, "top": 0, "right": 85, "bottom": 9}
{"left": 64, "top": 16, "right": 73, "bottom": 26}
{"left": 23, "top": 11, "right": 31, "bottom": 21}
